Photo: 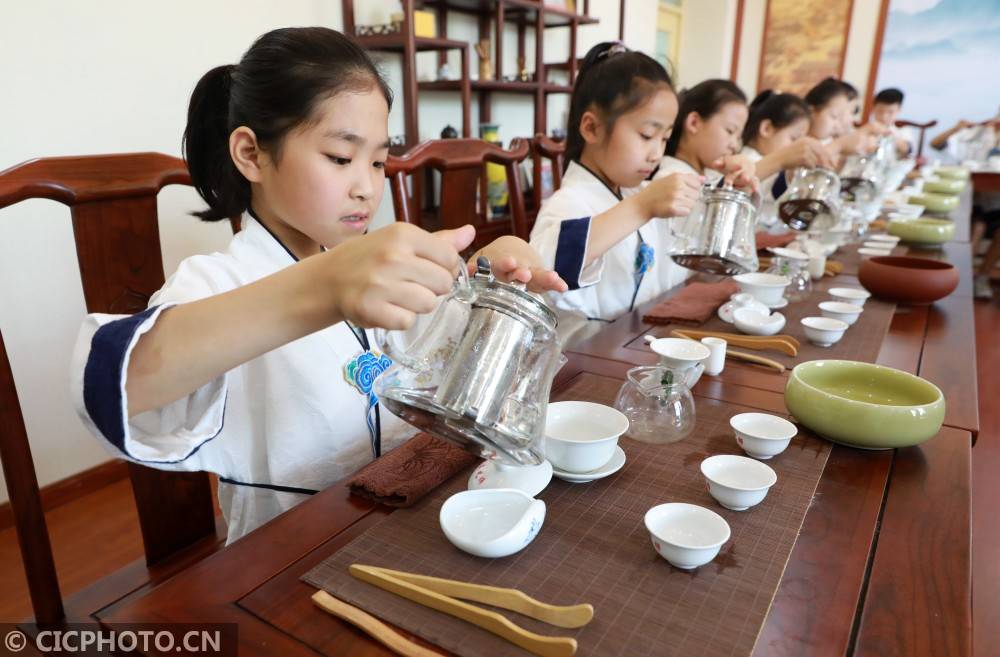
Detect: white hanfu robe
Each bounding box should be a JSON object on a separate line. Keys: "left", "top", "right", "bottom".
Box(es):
{"left": 70, "top": 214, "right": 412, "bottom": 544}
{"left": 529, "top": 161, "right": 690, "bottom": 346}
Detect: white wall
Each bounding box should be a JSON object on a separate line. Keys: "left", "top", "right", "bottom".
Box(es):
{"left": 0, "top": 0, "right": 652, "bottom": 504}
{"left": 676, "top": 0, "right": 740, "bottom": 89}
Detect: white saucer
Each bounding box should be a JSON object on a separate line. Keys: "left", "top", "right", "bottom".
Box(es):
{"left": 468, "top": 459, "right": 552, "bottom": 497}
{"left": 765, "top": 297, "right": 789, "bottom": 310}
{"left": 551, "top": 446, "right": 626, "bottom": 483}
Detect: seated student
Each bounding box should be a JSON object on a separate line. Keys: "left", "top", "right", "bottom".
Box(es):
{"left": 656, "top": 79, "right": 757, "bottom": 183}
{"left": 870, "top": 87, "right": 913, "bottom": 157}
{"left": 529, "top": 42, "right": 706, "bottom": 346}
{"left": 805, "top": 77, "right": 879, "bottom": 158}
{"left": 70, "top": 27, "right": 566, "bottom": 544}
{"left": 740, "top": 90, "right": 835, "bottom": 226}
{"left": 931, "top": 113, "right": 1000, "bottom": 164}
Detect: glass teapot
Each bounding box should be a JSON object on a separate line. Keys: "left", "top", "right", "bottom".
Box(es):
{"left": 373, "top": 257, "right": 563, "bottom": 466}
{"left": 777, "top": 166, "right": 841, "bottom": 231}
{"left": 670, "top": 182, "right": 760, "bottom": 276}
{"left": 614, "top": 365, "right": 696, "bottom": 444}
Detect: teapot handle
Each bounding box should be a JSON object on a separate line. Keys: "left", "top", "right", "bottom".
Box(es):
{"left": 372, "top": 256, "right": 476, "bottom": 371}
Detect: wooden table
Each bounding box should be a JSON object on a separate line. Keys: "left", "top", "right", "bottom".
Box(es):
{"left": 62, "top": 203, "right": 976, "bottom": 657}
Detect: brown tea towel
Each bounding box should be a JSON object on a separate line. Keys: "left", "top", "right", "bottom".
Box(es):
{"left": 643, "top": 279, "right": 740, "bottom": 325}
{"left": 347, "top": 433, "right": 478, "bottom": 507}
{"left": 755, "top": 231, "right": 798, "bottom": 250}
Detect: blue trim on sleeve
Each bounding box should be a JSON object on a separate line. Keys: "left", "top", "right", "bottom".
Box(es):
{"left": 554, "top": 217, "right": 591, "bottom": 291}
{"left": 83, "top": 306, "right": 160, "bottom": 455}
{"left": 772, "top": 171, "right": 788, "bottom": 200}
{"left": 82, "top": 306, "right": 228, "bottom": 464}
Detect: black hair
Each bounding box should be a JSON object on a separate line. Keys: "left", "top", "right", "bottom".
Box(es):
{"left": 665, "top": 79, "right": 747, "bottom": 156}
{"left": 742, "top": 90, "right": 810, "bottom": 145}
{"left": 804, "top": 77, "right": 850, "bottom": 111}
{"left": 840, "top": 79, "right": 858, "bottom": 101}
{"left": 874, "top": 87, "right": 905, "bottom": 106}
{"left": 183, "top": 27, "right": 393, "bottom": 221}
{"left": 564, "top": 42, "right": 674, "bottom": 168}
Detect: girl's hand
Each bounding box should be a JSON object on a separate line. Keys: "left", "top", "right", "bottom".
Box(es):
{"left": 327, "top": 222, "right": 475, "bottom": 330}
{"left": 835, "top": 129, "right": 879, "bottom": 156}
{"left": 470, "top": 234, "right": 569, "bottom": 293}
{"left": 637, "top": 173, "right": 704, "bottom": 219}
{"left": 778, "top": 137, "right": 837, "bottom": 170}
{"left": 711, "top": 154, "right": 760, "bottom": 194}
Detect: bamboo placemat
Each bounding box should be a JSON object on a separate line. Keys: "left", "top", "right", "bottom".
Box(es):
{"left": 304, "top": 373, "right": 831, "bottom": 657}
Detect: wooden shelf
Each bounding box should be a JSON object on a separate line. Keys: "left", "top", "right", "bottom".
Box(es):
{"left": 419, "top": 79, "right": 572, "bottom": 93}
{"left": 356, "top": 34, "right": 470, "bottom": 52}
{"left": 420, "top": 0, "right": 598, "bottom": 27}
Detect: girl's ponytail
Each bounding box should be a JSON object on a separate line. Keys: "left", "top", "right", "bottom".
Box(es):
{"left": 183, "top": 64, "right": 247, "bottom": 222}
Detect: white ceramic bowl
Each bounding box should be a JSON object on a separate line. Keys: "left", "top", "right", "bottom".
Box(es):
{"left": 700, "top": 455, "right": 777, "bottom": 511}
{"left": 440, "top": 489, "right": 545, "bottom": 558}
{"left": 733, "top": 273, "right": 791, "bottom": 306}
{"left": 868, "top": 234, "right": 901, "bottom": 245}
{"left": 644, "top": 337, "right": 710, "bottom": 371}
{"left": 859, "top": 247, "right": 893, "bottom": 257}
{"left": 732, "top": 307, "right": 786, "bottom": 336}
{"left": 818, "top": 301, "right": 864, "bottom": 326}
{"left": 730, "top": 412, "right": 798, "bottom": 459}
{"left": 468, "top": 459, "right": 552, "bottom": 497}
{"left": 644, "top": 503, "right": 731, "bottom": 569}
{"left": 545, "top": 401, "right": 629, "bottom": 473}
{"left": 829, "top": 287, "right": 871, "bottom": 307}
{"left": 862, "top": 241, "right": 895, "bottom": 251}
{"left": 801, "top": 316, "right": 849, "bottom": 347}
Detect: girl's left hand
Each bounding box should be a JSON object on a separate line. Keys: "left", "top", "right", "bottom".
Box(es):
{"left": 472, "top": 234, "right": 569, "bottom": 293}
{"left": 712, "top": 154, "right": 760, "bottom": 194}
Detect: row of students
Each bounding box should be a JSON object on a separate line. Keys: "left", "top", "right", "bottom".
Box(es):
{"left": 70, "top": 29, "right": 914, "bottom": 544}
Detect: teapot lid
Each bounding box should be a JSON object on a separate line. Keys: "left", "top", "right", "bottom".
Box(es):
{"left": 472, "top": 258, "right": 558, "bottom": 334}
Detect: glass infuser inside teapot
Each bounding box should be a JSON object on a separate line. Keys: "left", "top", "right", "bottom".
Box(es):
{"left": 373, "top": 257, "right": 564, "bottom": 466}
{"left": 669, "top": 182, "right": 760, "bottom": 276}
{"left": 777, "top": 166, "right": 842, "bottom": 231}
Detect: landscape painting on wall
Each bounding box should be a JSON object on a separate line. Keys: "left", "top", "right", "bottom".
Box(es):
{"left": 873, "top": 0, "right": 1000, "bottom": 143}
{"left": 757, "top": 0, "right": 854, "bottom": 95}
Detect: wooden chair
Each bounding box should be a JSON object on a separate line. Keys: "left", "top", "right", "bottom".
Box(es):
{"left": 385, "top": 138, "right": 531, "bottom": 248}
{"left": 896, "top": 119, "right": 938, "bottom": 160}
{"left": 0, "top": 153, "right": 229, "bottom": 627}
{"left": 530, "top": 133, "right": 566, "bottom": 215}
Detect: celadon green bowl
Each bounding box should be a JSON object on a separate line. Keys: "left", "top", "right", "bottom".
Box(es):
{"left": 935, "top": 166, "right": 970, "bottom": 180}
{"left": 785, "top": 360, "right": 945, "bottom": 449}
{"left": 888, "top": 217, "right": 956, "bottom": 244}
{"left": 923, "top": 177, "right": 966, "bottom": 194}
{"left": 908, "top": 192, "right": 959, "bottom": 214}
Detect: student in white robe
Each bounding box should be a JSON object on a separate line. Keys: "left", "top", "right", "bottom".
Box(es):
{"left": 804, "top": 78, "right": 880, "bottom": 159}
{"left": 870, "top": 88, "right": 915, "bottom": 157}
{"left": 740, "top": 90, "right": 836, "bottom": 227}
{"left": 70, "top": 27, "right": 566, "bottom": 544}
{"left": 528, "top": 42, "right": 706, "bottom": 346}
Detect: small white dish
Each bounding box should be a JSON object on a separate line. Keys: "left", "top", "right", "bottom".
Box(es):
{"left": 545, "top": 401, "right": 629, "bottom": 474}
{"left": 859, "top": 247, "right": 893, "bottom": 257}
{"left": 868, "top": 234, "right": 901, "bottom": 245}
{"left": 644, "top": 503, "right": 731, "bottom": 570}
{"left": 765, "top": 297, "right": 789, "bottom": 310}
{"left": 440, "top": 489, "right": 545, "bottom": 558}
{"left": 862, "top": 241, "right": 895, "bottom": 251}
{"left": 551, "top": 445, "right": 626, "bottom": 483}
{"left": 829, "top": 287, "right": 871, "bottom": 307}
{"left": 732, "top": 307, "right": 786, "bottom": 336}
{"left": 818, "top": 300, "right": 864, "bottom": 326}
{"left": 767, "top": 246, "right": 810, "bottom": 262}
{"left": 801, "top": 316, "right": 849, "bottom": 347}
{"left": 733, "top": 273, "right": 791, "bottom": 307}
{"left": 468, "top": 459, "right": 552, "bottom": 497}
{"left": 730, "top": 412, "right": 798, "bottom": 459}
{"left": 700, "top": 455, "right": 778, "bottom": 511}
{"left": 717, "top": 292, "right": 770, "bottom": 324}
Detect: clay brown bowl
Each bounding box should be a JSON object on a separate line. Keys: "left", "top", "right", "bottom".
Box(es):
{"left": 858, "top": 256, "right": 959, "bottom": 305}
